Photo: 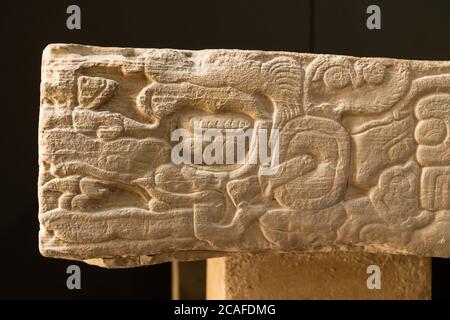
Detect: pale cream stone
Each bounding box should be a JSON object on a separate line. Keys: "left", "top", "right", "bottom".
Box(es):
{"left": 39, "top": 44, "right": 450, "bottom": 268}
{"left": 206, "top": 253, "right": 431, "bottom": 300}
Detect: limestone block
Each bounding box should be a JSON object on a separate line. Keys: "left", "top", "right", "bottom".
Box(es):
{"left": 39, "top": 44, "right": 450, "bottom": 268}
{"left": 206, "top": 253, "right": 431, "bottom": 300}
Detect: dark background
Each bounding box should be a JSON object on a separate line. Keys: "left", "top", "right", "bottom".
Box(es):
{"left": 0, "top": 0, "right": 449, "bottom": 299}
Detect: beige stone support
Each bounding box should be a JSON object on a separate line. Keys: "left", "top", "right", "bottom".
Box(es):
{"left": 207, "top": 253, "right": 431, "bottom": 300}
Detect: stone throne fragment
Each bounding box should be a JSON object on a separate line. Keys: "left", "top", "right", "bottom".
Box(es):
{"left": 38, "top": 44, "right": 450, "bottom": 268}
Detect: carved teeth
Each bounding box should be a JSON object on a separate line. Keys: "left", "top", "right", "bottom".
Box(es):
{"left": 188, "top": 117, "right": 250, "bottom": 129}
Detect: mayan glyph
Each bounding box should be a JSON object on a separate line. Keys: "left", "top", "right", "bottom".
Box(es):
{"left": 39, "top": 44, "right": 450, "bottom": 268}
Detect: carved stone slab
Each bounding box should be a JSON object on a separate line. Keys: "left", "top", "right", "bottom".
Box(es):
{"left": 39, "top": 44, "right": 450, "bottom": 268}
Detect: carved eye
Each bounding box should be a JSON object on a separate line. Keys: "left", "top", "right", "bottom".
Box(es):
{"left": 323, "top": 66, "right": 350, "bottom": 89}
{"left": 363, "top": 62, "right": 386, "bottom": 85}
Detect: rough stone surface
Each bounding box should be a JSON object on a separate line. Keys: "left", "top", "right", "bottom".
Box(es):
{"left": 206, "top": 253, "right": 431, "bottom": 300}
{"left": 39, "top": 44, "right": 450, "bottom": 267}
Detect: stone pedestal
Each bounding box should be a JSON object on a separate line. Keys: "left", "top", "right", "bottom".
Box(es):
{"left": 207, "top": 253, "right": 431, "bottom": 300}
{"left": 38, "top": 44, "right": 450, "bottom": 269}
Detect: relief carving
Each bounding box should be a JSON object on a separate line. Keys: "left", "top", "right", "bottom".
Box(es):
{"left": 38, "top": 44, "right": 450, "bottom": 267}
